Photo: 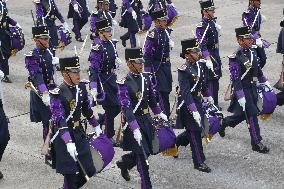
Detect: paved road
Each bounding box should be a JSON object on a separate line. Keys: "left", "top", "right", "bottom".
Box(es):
{"left": 0, "top": 0, "right": 283, "bottom": 188}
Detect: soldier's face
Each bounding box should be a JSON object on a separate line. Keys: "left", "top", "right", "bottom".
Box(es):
{"left": 185, "top": 52, "right": 200, "bottom": 62}
{"left": 250, "top": 0, "right": 261, "bottom": 8}
{"left": 63, "top": 71, "right": 81, "bottom": 85}
{"left": 238, "top": 37, "right": 253, "bottom": 48}
{"left": 127, "top": 61, "right": 143, "bottom": 74}
{"left": 102, "top": 3, "right": 109, "bottom": 11}
{"left": 99, "top": 31, "right": 112, "bottom": 41}
{"left": 35, "top": 38, "right": 49, "bottom": 49}
{"left": 155, "top": 19, "right": 167, "bottom": 29}
{"left": 203, "top": 10, "right": 215, "bottom": 18}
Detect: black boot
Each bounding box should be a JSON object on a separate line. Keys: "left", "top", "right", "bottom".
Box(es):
{"left": 0, "top": 171, "right": 3, "bottom": 179}
{"left": 116, "top": 160, "right": 130, "bottom": 181}
{"left": 194, "top": 163, "right": 211, "bottom": 173}
{"left": 120, "top": 36, "right": 126, "bottom": 47}
{"left": 2, "top": 75, "right": 12, "bottom": 83}
{"left": 218, "top": 119, "right": 226, "bottom": 138}
{"left": 45, "top": 155, "right": 52, "bottom": 167}
{"left": 97, "top": 113, "right": 105, "bottom": 126}
{"left": 252, "top": 142, "right": 270, "bottom": 154}
{"left": 75, "top": 36, "right": 84, "bottom": 42}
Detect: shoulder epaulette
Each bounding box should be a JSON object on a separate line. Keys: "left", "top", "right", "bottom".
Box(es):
{"left": 80, "top": 79, "right": 90, "bottom": 84}
{"left": 196, "top": 22, "right": 204, "bottom": 28}
{"left": 92, "top": 43, "right": 100, "bottom": 51}
{"left": 24, "top": 50, "right": 33, "bottom": 57}
{"left": 33, "top": 0, "right": 40, "bottom": 3}
{"left": 147, "top": 31, "right": 155, "bottom": 39}
{"left": 116, "top": 78, "right": 126, "bottom": 84}
{"left": 199, "top": 59, "right": 206, "bottom": 63}
{"left": 92, "top": 11, "right": 99, "bottom": 15}
{"left": 112, "top": 39, "right": 119, "bottom": 43}
{"left": 243, "top": 9, "right": 250, "bottom": 14}
{"left": 49, "top": 88, "right": 60, "bottom": 95}
{"left": 228, "top": 53, "right": 237, "bottom": 59}
{"left": 178, "top": 64, "right": 188, "bottom": 71}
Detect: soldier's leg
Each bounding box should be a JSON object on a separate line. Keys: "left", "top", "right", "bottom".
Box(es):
{"left": 176, "top": 130, "right": 190, "bottom": 147}
{"left": 0, "top": 141, "right": 8, "bottom": 162}
{"left": 248, "top": 116, "right": 262, "bottom": 146}
{"left": 63, "top": 174, "right": 77, "bottom": 189}
{"left": 186, "top": 129, "right": 205, "bottom": 166}
{"left": 0, "top": 59, "right": 9, "bottom": 76}
{"left": 42, "top": 119, "right": 49, "bottom": 141}
{"left": 76, "top": 164, "right": 96, "bottom": 188}
{"left": 222, "top": 113, "right": 245, "bottom": 128}
{"left": 72, "top": 19, "right": 82, "bottom": 41}
{"left": 158, "top": 92, "right": 170, "bottom": 117}
{"left": 213, "top": 79, "right": 220, "bottom": 107}
{"left": 116, "top": 152, "right": 136, "bottom": 181}
{"left": 276, "top": 91, "right": 284, "bottom": 106}
{"left": 136, "top": 154, "right": 152, "bottom": 189}
{"left": 129, "top": 32, "right": 137, "bottom": 48}
{"left": 120, "top": 32, "right": 129, "bottom": 47}
{"left": 104, "top": 106, "right": 120, "bottom": 139}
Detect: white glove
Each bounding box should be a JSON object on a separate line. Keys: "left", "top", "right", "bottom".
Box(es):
{"left": 93, "top": 126, "right": 102, "bottom": 136}
{"left": 203, "top": 96, "right": 214, "bottom": 104}
{"left": 260, "top": 81, "right": 273, "bottom": 91}
{"left": 238, "top": 97, "right": 246, "bottom": 111}
{"left": 158, "top": 112, "right": 168, "bottom": 121}
{"left": 0, "top": 70, "right": 4, "bottom": 80}
{"left": 255, "top": 38, "right": 263, "bottom": 48}
{"left": 115, "top": 57, "right": 122, "bottom": 69}
{"left": 133, "top": 128, "right": 142, "bottom": 145}
{"left": 52, "top": 57, "right": 59, "bottom": 65}
{"left": 132, "top": 11, "right": 137, "bottom": 20}
{"left": 112, "top": 19, "right": 118, "bottom": 26}
{"left": 206, "top": 59, "right": 214, "bottom": 70}
{"left": 261, "top": 15, "right": 267, "bottom": 24}
{"left": 215, "top": 23, "right": 222, "bottom": 32}
{"left": 192, "top": 111, "right": 201, "bottom": 126}
{"left": 66, "top": 143, "right": 78, "bottom": 162}
{"left": 90, "top": 88, "right": 98, "bottom": 102}
{"left": 169, "top": 40, "right": 175, "bottom": 49}
{"left": 42, "top": 92, "right": 50, "bottom": 107}
{"left": 16, "top": 23, "right": 22, "bottom": 29}
{"left": 63, "top": 22, "right": 69, "bottom": 31}
{"left": 73, "top": 4, "right": 79, "bottom": 13}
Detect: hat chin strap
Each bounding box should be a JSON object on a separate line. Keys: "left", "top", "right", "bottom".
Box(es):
{"left": 65, "top": 72, "right": 76, "bottom": 86}
{"left": 38, "top": 40, "right": 48, "bottom": 50}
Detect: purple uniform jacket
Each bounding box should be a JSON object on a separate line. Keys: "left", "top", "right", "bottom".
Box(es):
{"left": 116, "top": 73, "right": 162, "bottom": 131}
{"left": 25, "top": 48, "right": 54, "bottom": 93}
{"left": 34, "top": 0, "right": 65, "bottom": 25}
{"left": 88, "top": 38, "right": 118, "bottom": 90}
{"left": 228, "top": 48, "right": 267, "bottom": 101}
{"left": 50, "top": 82, "right": 99, "bottom": 143}
{"left": 242, "top": 6, "right": 263, "bottom": 40}
{"left": 178, "top": 60, "right": 211, "bottom": 113}
{"left": 196, "top": 17, "right": 219, "bottom": 58}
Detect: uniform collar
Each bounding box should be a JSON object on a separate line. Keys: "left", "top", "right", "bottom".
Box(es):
{"left": 129, "top": 72, "right": 140, "bottom": 77}
{"left": 63, "top": 80, "right": 76, "bottom": 89}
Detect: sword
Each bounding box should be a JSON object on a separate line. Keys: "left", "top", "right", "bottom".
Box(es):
{"left": 30, "top": 10, "right": 36, "bottom": 26}
{"left": 140, "top": 143, "right": 149, "bottom": 166}
{"left": 76, "top": 156, "right": 90, "bottom": 182}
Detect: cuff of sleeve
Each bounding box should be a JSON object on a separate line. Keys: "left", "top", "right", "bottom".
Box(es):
{"left": 38, "top": 84, "right": 48, "bottom": 93}
{"left": 89, "top": 116, "right": 99, "bottom": 127}
{"left": 252, "top": 32, "right": 260, "bottom": 40}
{"left": 236, "top": 89, "right": 245, "bottom": 100}
{"left": 152, "top": 106, "right": 162, "bottom": 115}
{"left": 129, "top": 120, "right": 139, "bottom": 131}
{"left": 187, "top": 103, "right": 197, "bottom": 112}
{"left": 90, "top": 82, "right": 97, "bottom": 89}
{"left": 202, "top": 50, "right": 210, "bottom": 58}
{"left": 61, "top": 131, "right": 72, "bottom": 144}
{"left": 258, "top": 75, "right": 267, "bottom": 83}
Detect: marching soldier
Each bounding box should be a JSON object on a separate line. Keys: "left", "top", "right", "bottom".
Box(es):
{"left": 144, "top": 7, "right": 173, "bottom": 117}
{"left": 108, "top": 0, "right": 118, "bottom": 18}
{"left": 67, "top": 0, "right": 90, "bottom": 42}
{"left": 90, "top": 0, "right": 113, "bottom": 40}
{"left": 0, "top": 0, "right": 21, "bottom": 83}
{"left": 0, "top": 70, "right": 9, "bottom": 179}
{"left": 33, "top": 0, "right": 69, "bottom": 52}
{"left": 119, "top": 0, "right": 143, "bottom": 47}
{"left": 88, "top": 18, "right": 121, "bottom": 142}
{"left": 276, "top": 12, "right": 284, "bottom": 106}
{"left": 196, "top": 0, "right": 222, "bottom": 109}
{"left": 242, "top": 0, "right": 268, "bottom": 68}
{"left": 25, "top": 26, "right": 58, "bottom": 164}
{"left": 116, "top": 47, "right": 167, "bottom": 188}
{"left": 219, "top": 26, "right": 271, "bottom": 154}
{"left": 175, "top": 38, "right": 212, "bottom": 173}
{"left": 50, "top": 56, "right": 101, "bottom": 189}
{"left": 148, "top": 0, "right": 173, "bottom": 14}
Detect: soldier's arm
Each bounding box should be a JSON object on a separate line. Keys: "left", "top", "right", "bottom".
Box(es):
{"left": 90, "top": 14, "right": 98, "bottom": 33}
{"left": 178, "top": 66, "right": 196, "bottom": 113}
{"left": 196, "top": 23, "right": 210, "bottom": 59}
{"left": 80, "top": 83, "right": 99, "bottom": 127}
{"left": 88, "top": 44, "right": 102, "bottom": 90}
{"left": 25, "top": 54, "right": 48, "bottom": 93}
{"left": 6, "top": 16, "right": 17, "bottom": 26}
{"left": 146, "top": 74, "right": 162, "bottom": 115}
{"left": 143, "top": 32, "right": 155, "bottom": 73}
{"left": 117, "top": 80, "right": 140, "bottom": 131}
{"left": 50, "top": 95, "right": 73, "bottom": 143}
{"left": 228, "top": 56, "right": 244, "bottom": 100}
{"left": 122, "top": 0, "right": 134, "bottom": 13}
